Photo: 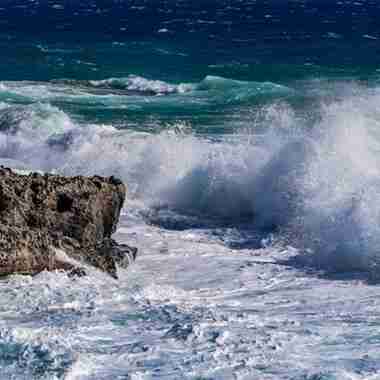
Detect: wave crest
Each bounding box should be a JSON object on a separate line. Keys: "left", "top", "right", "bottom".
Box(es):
{"left": 1, "top": 87, "right": 380, "bottom": 273}
{"left": 88, "top": 75, "right": 193, "bottom": 95}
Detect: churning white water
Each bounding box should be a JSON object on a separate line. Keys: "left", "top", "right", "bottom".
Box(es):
{"left": 2, "top": 83, "right": 380, "bottom": 379}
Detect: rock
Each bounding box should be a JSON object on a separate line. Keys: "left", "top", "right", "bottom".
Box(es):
{"left": 0, "top": 167, "right": 137, "bottom": 278}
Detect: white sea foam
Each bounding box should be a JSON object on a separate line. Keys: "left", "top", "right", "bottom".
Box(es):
{"left": 88, "top": 75, "right": 192, "bottom": 95}
{"left": 2, "top": 85, "right": 380, "bottom": 378}
{"left": 0, "top": 84, "right": 380, "bottom": 275}
{"left": 0, "top": 75, "right": 290, "bottom": 108}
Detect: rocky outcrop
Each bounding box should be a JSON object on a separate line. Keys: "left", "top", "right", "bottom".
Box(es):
{"left": 0, "top": 167, "right": 136, "bottom": 278}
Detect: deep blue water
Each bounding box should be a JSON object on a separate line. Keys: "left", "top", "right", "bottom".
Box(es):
{"left": 1, "top": 0, "right": 380, "bottom": 86}
{"left": 1, "top": 0, "right": 380, "bottom": 132}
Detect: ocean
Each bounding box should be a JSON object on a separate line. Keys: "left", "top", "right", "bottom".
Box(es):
{"left": 1, "top": 0, "right": 380, "bottom": 379}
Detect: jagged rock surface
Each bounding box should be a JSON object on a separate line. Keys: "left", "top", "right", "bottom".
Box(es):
{"left": 0, "top": 167, "right": 137, "bottom": 278}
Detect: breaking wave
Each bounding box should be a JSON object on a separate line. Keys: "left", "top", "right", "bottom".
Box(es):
{"left": 1, "top": 85, "right": 380, "bottom": 273}
{"left": 0, "top": 75, "right": 291, "bottom": 108}
{"left": 88, "top": 75, "right": 192, "bottom": 95}
{"left": 0, "top": 103, "right": 116, "bottom": 172}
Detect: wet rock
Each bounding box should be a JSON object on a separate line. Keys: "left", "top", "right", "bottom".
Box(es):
{"left": 0, "top": 167, "right": 136, "bottom": 278}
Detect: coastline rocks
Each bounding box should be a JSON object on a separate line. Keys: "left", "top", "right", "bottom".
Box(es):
{"left": 0, "top": 167, "right": 137, "bottom": 278}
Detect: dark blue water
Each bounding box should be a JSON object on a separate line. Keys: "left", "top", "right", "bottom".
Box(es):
{"left": 1, "top": 1, "right": 380, "bottom": 77}
{"left": 1, "top": 0, "right": 380, "bottom": 132}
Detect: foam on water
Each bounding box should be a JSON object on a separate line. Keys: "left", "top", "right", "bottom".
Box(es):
{"left": 2, "top": 82, "right": 380, "bottom": 378}
{"left": 89, "top": 75, "right": 193, "bottom": 95}
{"left": 1, "top": 85, "right": 380, "bottom": 274}
{"left": 0, "top": 75, "right": 291, "bottom": 111}
{"left": 2, "top": 221, "right": 380, "bottom": 379}
{"left": 291, "top": 102, "right": 380, "bottom": 272}
{"left": 3, "top": 0, "right": 380, "bottom": 377}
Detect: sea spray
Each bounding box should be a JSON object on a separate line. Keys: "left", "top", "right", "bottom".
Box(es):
{"left": 1, "top": 84, "right": 380, "bottom": 274}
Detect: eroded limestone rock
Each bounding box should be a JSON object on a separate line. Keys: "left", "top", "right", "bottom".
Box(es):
{"left": 0, "top": 167, "right": 136, "bottom": 278}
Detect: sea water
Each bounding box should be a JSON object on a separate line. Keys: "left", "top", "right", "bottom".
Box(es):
{"left": 1, "top": 1, "right": 380, "bottom": 379}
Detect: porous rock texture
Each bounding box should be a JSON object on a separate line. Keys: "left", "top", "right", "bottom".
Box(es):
{"left": 0, "top": 167, "right": 137, "bottom": 278}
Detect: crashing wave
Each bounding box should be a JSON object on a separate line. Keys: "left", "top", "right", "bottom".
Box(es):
{"left": 0, "top": 103, "right": 116, "bottom": 171}
{"left": 2, "top": 84, "right": 380, "bottom": 273}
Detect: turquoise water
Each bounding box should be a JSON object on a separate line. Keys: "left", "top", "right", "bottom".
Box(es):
{"left": 2, "top": 1, "right": 380, "bottom": 379}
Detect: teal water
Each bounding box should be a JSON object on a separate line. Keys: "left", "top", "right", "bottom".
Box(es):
{"left": 1, "top": 0, "right": 380, "bottom": 132}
